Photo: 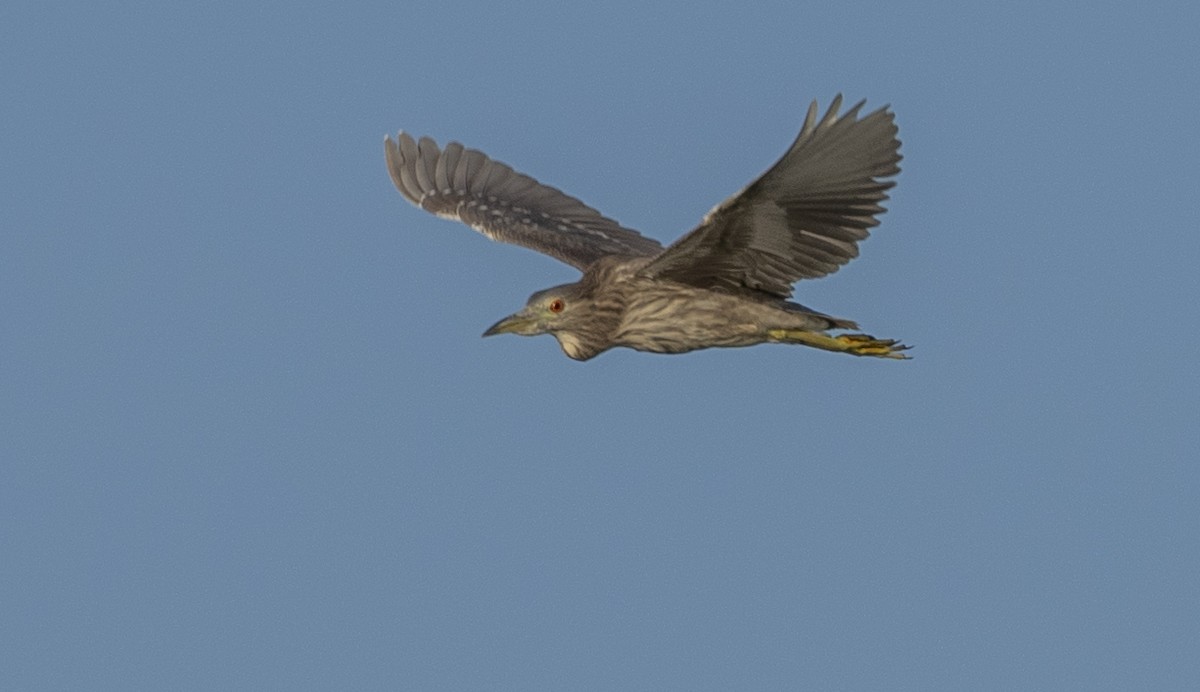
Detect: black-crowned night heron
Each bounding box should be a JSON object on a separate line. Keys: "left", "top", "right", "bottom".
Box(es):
{"left": 385, "top": 95, "right": 908, "bottom": 361}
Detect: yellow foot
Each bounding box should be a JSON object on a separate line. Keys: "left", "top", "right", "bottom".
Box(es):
{"left": 767, "top": 329, "right": 912, "bottom": 359}
{"left": 834, "top": 333, "right": 912, "bottom": 359}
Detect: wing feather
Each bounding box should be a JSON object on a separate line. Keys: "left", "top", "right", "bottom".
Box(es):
{"left": 434, "top": 141, "right": 461, "bottom": 192}
{"left": 385, "top": 133, "right": 663, "bottom": 269}
{"left": 640, "top": 96, "right": 901, "bottom": 298}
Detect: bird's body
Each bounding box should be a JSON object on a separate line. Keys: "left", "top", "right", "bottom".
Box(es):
{"left": 385, "top": 95, "right": 909, "bottom": 361}
{"left": 532, "top": 255, "right": 854, "bottom": 360}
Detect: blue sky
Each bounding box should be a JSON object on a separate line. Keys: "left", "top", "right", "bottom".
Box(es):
{"left": 3, "top": 1, "right": 1199, "bottom": 689}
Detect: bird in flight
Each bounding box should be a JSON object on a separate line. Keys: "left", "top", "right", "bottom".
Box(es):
{"left": 385, "top": 95, "right": 908, "bottom": 361}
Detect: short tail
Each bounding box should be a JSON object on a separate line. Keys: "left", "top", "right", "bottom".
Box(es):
{"left": 781, "top": 302, "right": 858, "bottom": 330}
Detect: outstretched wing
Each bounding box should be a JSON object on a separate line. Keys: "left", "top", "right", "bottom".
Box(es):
{"left": 641, "top": 96, "right": 901, "bottom": 298}
{"left": 385, "top": 133, "right": 663, "bottom": 270}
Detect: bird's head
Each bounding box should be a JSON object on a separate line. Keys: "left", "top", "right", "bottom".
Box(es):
{"left": 482, "top": 283, "right": 607, "bottom": 360}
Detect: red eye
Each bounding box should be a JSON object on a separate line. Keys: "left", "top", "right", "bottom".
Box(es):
{"left": 548, "top": 298, "right": 564, "bottom": 313}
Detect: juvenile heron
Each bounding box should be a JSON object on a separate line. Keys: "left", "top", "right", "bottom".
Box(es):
{"left": 384, "top": 95, "right": 908, "bottom": 361}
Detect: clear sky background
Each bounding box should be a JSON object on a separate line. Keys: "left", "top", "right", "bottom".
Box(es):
{"left": 3, "top": 1, "right": 1199, "bottom": 689}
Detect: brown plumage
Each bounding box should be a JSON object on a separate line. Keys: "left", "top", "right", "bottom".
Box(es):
{"left": 385, "top": 95, "right": 909, "bottom": 361}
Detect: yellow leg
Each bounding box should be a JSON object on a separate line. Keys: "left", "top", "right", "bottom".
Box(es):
{"left": 767, "top": 329, "right": 911, "bottom": 359}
